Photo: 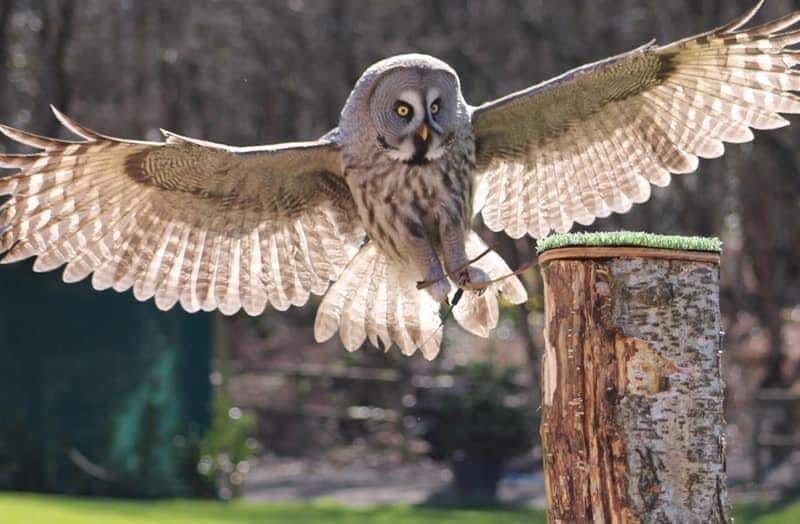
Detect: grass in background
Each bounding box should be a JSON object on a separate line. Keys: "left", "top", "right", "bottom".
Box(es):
{"left": 734, "top": 497, "right": 800, "bottom": 524}
{"left": 0, "top": 494, "right": 543, "bottom": 524}
{"left": 3, "top": 493, "right": 800, "bottom": 524}
{"left": 536, "top": 231, "right": 723, "bottom": 254}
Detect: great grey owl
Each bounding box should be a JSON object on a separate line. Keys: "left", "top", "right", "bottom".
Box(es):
{"left": 0, "top": 1, "right": 797, "bottom": 359}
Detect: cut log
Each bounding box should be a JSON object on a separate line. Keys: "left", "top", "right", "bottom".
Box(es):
{"left": 538, "top": 242, "right": 727, "bottom": 523}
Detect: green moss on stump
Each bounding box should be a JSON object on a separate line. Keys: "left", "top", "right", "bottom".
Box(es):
{"left": 536, "top": 231, "right": 722, "bottom": 254}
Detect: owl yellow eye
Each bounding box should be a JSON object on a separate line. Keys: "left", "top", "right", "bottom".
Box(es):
{"left": 395, "top": 103, "right": 412, "bottom": 118}
{"left": 430, "top": 101, "right": 441, "bottom": 115}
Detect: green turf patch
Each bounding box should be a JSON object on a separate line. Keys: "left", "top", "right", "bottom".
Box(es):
{"left": 536, "top": 231, "right": 722, "bottom": 254}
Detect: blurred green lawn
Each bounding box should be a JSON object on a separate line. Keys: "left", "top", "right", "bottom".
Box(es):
{"left": 1, "top": 495, "right": 540, "bottom": 524}
{"left": 1, "top": 493, "right": 799, "bottom": 523}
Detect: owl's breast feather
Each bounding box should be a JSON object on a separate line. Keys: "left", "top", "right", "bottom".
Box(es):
{"left": 345, "top": 145, "right": 474, "bottom": 264}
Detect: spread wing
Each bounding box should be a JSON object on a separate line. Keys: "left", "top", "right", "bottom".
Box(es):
{"left": 0, "top": 107, "right": 364, "bottom": 315}
{"left": 471, "top": 1, "right": 800, "bottom": 239}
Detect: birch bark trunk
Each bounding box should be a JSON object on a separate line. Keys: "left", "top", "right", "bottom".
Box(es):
{"left": 539, "top": 247, "right": 727, "bottom": 524}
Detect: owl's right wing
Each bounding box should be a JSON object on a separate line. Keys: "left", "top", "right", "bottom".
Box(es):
{"left": 0, "top": 107, "right": 364, "bottom": 315}
{"left": 471, "top": 1, "right": 800, "bottom": 239}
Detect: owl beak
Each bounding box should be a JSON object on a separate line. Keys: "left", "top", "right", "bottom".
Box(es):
{"left": 416, "top": 123, "right": 430, "bottom": 144}
{"left": 408, "top": 122, "right": 433, "bottom": 165}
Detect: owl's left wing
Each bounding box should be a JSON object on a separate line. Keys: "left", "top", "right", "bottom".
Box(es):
{"left": 0, "top": 108, "right": 364, "bottom": 315}
{"left": 471, "top": 1, "right": 800, "bottom": 239}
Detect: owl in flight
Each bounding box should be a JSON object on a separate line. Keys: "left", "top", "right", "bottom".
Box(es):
{"left": 0, "top": 1, "right": 797, "bottom": 359}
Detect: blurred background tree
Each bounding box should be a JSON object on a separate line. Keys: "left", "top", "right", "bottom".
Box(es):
{"left": 420, "top": 363, "right": 534, "bottom": 505}
{"left": 0, "top": 0, "right": 799, "bottom": 503}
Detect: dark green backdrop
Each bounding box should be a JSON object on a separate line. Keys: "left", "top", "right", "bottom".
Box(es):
{"left": 0, "top": 262, "right": 211, "bottom": 497}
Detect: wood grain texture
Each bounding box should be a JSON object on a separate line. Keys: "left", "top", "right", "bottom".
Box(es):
{"left": 540, "top": 251, "right": 727, "bottom": 523}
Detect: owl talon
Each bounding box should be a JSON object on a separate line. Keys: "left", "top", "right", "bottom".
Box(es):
{"left": 455, "top": 266, "right": 490, "bottom": 295}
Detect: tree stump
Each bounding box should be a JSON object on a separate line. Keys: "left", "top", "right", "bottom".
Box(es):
{"left": 538, "top": 239, "right": 727, "bottom": 524}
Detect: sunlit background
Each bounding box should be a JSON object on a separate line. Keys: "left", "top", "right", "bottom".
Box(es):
{"left": 1, "top": 0, "right": 800, "bottom": 522}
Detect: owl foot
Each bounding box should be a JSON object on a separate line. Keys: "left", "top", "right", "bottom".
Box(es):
{"left": 455, "top": 266, "right": 490, "bottom": 295}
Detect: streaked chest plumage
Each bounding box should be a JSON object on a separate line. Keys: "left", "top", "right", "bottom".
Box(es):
{"left": 343, "top": 136, "right": 476, "bottom": 262}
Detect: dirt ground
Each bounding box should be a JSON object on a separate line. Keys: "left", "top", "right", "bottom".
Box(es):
{"left": 243, "top": 448, "right": 800, "bottom": 508}
{"left": 244, "top": 454, "right": 546, "bottom": 508}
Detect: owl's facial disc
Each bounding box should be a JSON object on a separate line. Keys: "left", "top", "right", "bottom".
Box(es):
{"left": 378, "top": 87, "right": 452, "bottom": 166}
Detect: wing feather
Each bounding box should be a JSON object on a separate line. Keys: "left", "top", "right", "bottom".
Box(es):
{"left": 155, "top": 221, "right": 191, "bottom": 312}
{"left": 177, "top": 228, "right": 208, "bottom": 313}
{"left": 0, "top": 109, "right": 363, "bottom": 314}
{"left": 472, "top": 2, "right": 800, "bottom": 238}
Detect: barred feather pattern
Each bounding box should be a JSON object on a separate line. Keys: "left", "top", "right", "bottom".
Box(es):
{"left": 0, "top": 108, "right": 363, "bottom": 315}
{"left": 314, "top": 242, "right": 443, "bottom": 360}
{"left": 314, "top": 232, "right": 527, "bottom": 359}
{"left": 473, "top": 1, "right": 800, "bottom": 239}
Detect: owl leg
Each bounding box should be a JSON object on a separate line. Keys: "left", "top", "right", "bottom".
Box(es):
{"left": 439, "top": 217, "right": 490, "bottom": 291}
{"left": 407, "top": 233, "right": 451, "bottom": 303}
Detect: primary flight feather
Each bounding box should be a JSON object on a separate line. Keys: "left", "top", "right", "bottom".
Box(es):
{"left": 0, "top": 1, "right": 796, "bottom": 359}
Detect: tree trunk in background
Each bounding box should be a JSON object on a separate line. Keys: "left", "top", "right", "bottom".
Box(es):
{"left": 0, "top": 0, "right": 15, "bottom": 114}
{"left": 539, "top": 247, "right": 728, "bottom": 523}
{"left": 157, "top": 2, "right": 183, "bottom": 132}
{"left": 32, "top": 0, "right": 75, "bottom": 135}
{"left": 745, "top": 135, "right": 795, "bottom": 388}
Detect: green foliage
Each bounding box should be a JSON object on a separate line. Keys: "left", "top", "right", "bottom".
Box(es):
{"left": 107, "top": 344, "right": 187, "bottom": 497}
{"left": 422, "top": 364, "right": 534, "bottom": 461}
{"left": 195, "top": 381, "right": 259, "bottom": 500}
{"left": 0, "top": 267, "right": 212, "bottom": 498}
{"left": 536, "top": 231, "right": 723, "bottom": 254}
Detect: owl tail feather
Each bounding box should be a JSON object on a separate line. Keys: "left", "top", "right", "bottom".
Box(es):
{"left": 450, "top": 232, "right": 529, "bottom": 338}
{"left": 314, "top": 242, "right": 443, "bottom": 360}
{"left": 313, "top": 233, "right": 529, "bottom": 359}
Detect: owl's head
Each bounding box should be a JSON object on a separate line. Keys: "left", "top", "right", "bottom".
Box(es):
{"left": 341, "top": 54, "right": 467, "bottom": 165}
